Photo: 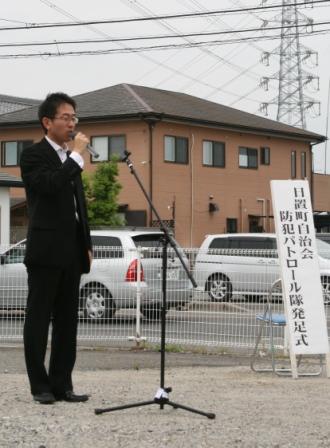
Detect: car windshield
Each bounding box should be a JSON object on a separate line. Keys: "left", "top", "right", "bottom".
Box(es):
{"left": 132, "top": 234, "right": 163, "bottom": 248}
{"left": 269, "top": 237, "right": 330, "bottom": 260}
{"left": 91, "top": 235, "right": 124, "bottom": 259}
{"left": 132, "top": 233, "right": 184, "bottom": 260}
{"left": 132, "top": 234, "right": 164, "bottom": 258}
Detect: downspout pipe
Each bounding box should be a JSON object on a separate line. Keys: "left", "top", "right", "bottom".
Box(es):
{"left": 310, "top": 140, "right": 326, "bottom": 208}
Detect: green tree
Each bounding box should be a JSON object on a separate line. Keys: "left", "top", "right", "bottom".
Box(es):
{"left": 82, "top": 157, "right": 124, "bottom": 226}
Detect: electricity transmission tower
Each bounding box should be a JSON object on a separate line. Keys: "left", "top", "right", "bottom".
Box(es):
{"left": 260, "top": 0, "right": 320, "bottom": 129}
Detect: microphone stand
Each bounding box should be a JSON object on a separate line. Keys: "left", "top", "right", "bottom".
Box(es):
{"left": 94, "top": 150, "right": 215, "bottom": 420}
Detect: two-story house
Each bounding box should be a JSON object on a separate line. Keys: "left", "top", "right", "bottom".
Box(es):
{"left": 0, "top": 83, "right": 326, "bottom": 246}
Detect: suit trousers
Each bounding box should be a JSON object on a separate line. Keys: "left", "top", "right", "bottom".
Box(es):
{"left": 23, "top": 231, "right": 82, "bottom": 396}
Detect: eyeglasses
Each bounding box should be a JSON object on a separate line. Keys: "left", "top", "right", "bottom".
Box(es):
{"left": 53, "top": 114, "right": 79, "bottom": 124}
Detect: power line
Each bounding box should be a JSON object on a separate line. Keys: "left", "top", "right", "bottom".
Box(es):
{"left": 0, "top": 0, "right": 328, "bottom": 31}
{"left": 120, "top": 0, "right": 272, "bottom": 105}
{"left": 122, "top": 0, "right": 205, "bottom": 86}
{"left": 205, "top": 61, "right": 263, "bottom": 100}
{"left": 37, "top": 0, "right": 259, "bottom": 105}
{"left": 19, "top": 0, "right": 326, "bottom": 111}
{"left": 1, "top": 19, "right": 329, "bottom": 48}
{"left": 229, "top": 84, "right": 264, "bottom": 107}
{"left": 0, "top": 17, "right": 29, "bottom": 25}
{"left": 175, "top": 0, "right": 269, "bottom": 95}
{"left": 1, "top": 26, "right": 329, "bottom": 59}
{"left": 38, "top": 0, "right": 252, "bottom": 104}
{"left": 121, "top": 0, "right": 265, "bottom": 96}
{"left": 37, "top": 0, "right": 255, "bottom": 106}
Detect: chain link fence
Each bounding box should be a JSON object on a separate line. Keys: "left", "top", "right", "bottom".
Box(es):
{"left": 0, "top": 244, "right": 330, "bottom": 354}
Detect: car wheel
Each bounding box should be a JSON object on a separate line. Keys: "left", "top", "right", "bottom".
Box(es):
{"left": 206, "top": 274, "right": 232, "bottom": 302}
{"left": 141, "top": 305, "right": 164, "bottom": 321}
{"left": 321, "top": 276, "right": 330, "bottom": 305}
{"left": 80, "top": 285, "right": 115, "bottom": 322}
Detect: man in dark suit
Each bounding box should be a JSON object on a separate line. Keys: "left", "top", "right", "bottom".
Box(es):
{"left": 20, "top": 92, "right": 92, "bottom": 404}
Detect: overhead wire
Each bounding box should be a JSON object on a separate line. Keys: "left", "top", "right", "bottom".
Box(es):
{"left": 123, "top": 0, "right": 215, "bottom": 87}
{"left": 36, "top": 0, "right": 261, "bottom": 104}
{"left": 243, "top": 0, "right": 325, "bottom": 120}
{"left": 133, "top": 0, "right": 272, "bottom": 87}
{"left": 37, "top": 0, "right": 276, "bottom": 104}
{"left": 164, "top": 0, "right": 262, "bottom": 89}
{"left": 118, "top": 0, "right": 330, "bottom": 107}
{"left": 0, "top": 0, "right": 328, "bottom": 31}
{"left": 120, "top": 0, "right": 259, "bottom": 73}
{"left": 2, "top": 19, "right": 329, "bottom": 48}
{"left": 1, "top": 26, "right": 329, "bottom": 59}
{"left": 5, "top": 0, "right": 327, "bottom": 111}
{"left": 176, "top": 0, "right": 274, "bottom": 95}
{"left": 120, "top": 0, "right": 269, "bottom": 98}
{"left": 202, "top": 0, "right": 324, "bottom": 105}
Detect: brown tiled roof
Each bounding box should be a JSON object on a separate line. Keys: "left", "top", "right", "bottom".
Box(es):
{"left": 0, "top": 94, "right": 41, "bottom": 115}
{"left": 0, "top": 84, "right": 324, "bottom": 142}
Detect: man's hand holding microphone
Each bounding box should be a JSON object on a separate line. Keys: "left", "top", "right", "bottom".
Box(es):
{"left": 69, "top": 131, "right": 99, "bottom": 158}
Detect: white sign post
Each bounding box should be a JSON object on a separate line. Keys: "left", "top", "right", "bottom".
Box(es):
{"left": 271, "top": 180, "right": 330, "bottom": 378}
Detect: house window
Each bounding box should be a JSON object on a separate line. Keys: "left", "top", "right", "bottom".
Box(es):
{"left": 239, "top": 147, "right": 258, "bottom": 169}
{"left": 90, "top": 135, "right": 126, "bottom": 162}
{"left": 203, "top": 140, "right": 225, "bottom": 167}
{"left": 301, "top": 152, "right": 306, "bottom": 178}
{"left": 260, "top": 146, "right": 270, "bottom": 165}
{"left": 164, "top": 136, "right": 189, "bottom": 164}
{"left": 226, "top": 218, "right": 238, "bottom": 233}
{"left": 291, "top": 151, "right": 296, "bottom": 178}
{"left": 1, "top": 140, "right": 33, "bottom": 167}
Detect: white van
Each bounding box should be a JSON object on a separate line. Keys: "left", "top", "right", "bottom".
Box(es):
{"left": 194, "top": 233, "right": 330, "bottom": 303}
{"left": 0, "top": 229, "right": 191, "bottom": 321}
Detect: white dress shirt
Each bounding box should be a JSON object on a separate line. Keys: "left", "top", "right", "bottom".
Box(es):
{"left": 45, "top": 135, "right": 82, "bottom": 221}
{"left": 45, "top": 135, "right": 84, "bottom": 169}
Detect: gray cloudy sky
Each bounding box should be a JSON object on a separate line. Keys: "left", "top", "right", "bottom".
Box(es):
{"left": 1, "top": 0, "right": 330, "bottom": 171}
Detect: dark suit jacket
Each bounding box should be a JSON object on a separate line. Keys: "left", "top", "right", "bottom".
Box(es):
{"left": 20, "top": 137, "right": 92, "bottom": 273}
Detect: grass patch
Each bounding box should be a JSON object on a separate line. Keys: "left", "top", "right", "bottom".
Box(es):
{"left": 143, "top": 342, "right": 230, "bottom": 355}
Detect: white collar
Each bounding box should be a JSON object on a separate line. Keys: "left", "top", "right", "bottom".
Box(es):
{"left": 45, "top": 135, "right": 68, "bottom": 152}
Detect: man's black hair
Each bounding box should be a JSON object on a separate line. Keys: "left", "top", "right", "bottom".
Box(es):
{"left": 38, "top": 92, "right": 76, "bottom": 133}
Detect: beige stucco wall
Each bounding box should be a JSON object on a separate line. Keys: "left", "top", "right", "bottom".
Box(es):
{"left": 149, "top": 121, "right": 311, "bottom": 246}
{"left": 0, "top": 186, "right": 10, "bottom": 245}
{"left": 313, "top": 173, "right": 330, "bottom": 211}
{"left": 0, "top": 119, "right": 315, "bottom": 246}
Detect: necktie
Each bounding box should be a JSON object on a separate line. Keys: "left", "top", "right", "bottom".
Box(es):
{"left": 60, "top": 150, "right": 80, "bottom": 222}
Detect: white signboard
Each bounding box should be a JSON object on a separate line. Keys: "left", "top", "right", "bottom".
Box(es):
{"left": 271, "top": 180, "right": 329, "bottom": 355}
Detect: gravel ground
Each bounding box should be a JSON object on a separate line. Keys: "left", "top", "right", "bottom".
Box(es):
{"left": 1, "top": 347, "right": 330, "bottom": 447}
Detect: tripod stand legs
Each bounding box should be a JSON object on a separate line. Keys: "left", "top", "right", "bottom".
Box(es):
{"left": 96, "top": 151, "right": 216, "bottom": 421}
{"left": 164, "top": 400, "right": 215, "bottom": 419}
{"left": 95, "top": 387, "right": 215, "bottom": 419}
{"left": 95, "top": 399, "right": 156, "bottom": 415}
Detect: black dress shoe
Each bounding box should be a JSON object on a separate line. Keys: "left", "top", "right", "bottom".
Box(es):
{"left": 33, "top": 392, "right": 56, "bottom": 404}
{"left": 55, "top": 391, "right": 89, "bottom": 402}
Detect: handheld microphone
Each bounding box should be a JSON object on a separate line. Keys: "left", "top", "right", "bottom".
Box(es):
{"left": 69, "top": 131, "right": 100, "bottom": 159}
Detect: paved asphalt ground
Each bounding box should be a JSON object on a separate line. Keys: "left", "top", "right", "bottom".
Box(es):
{"left": 1, "top": 344, "right": 330, "bottom": 448}
{"left": 0, "top": 344, "right": 247, "bottom": 374}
